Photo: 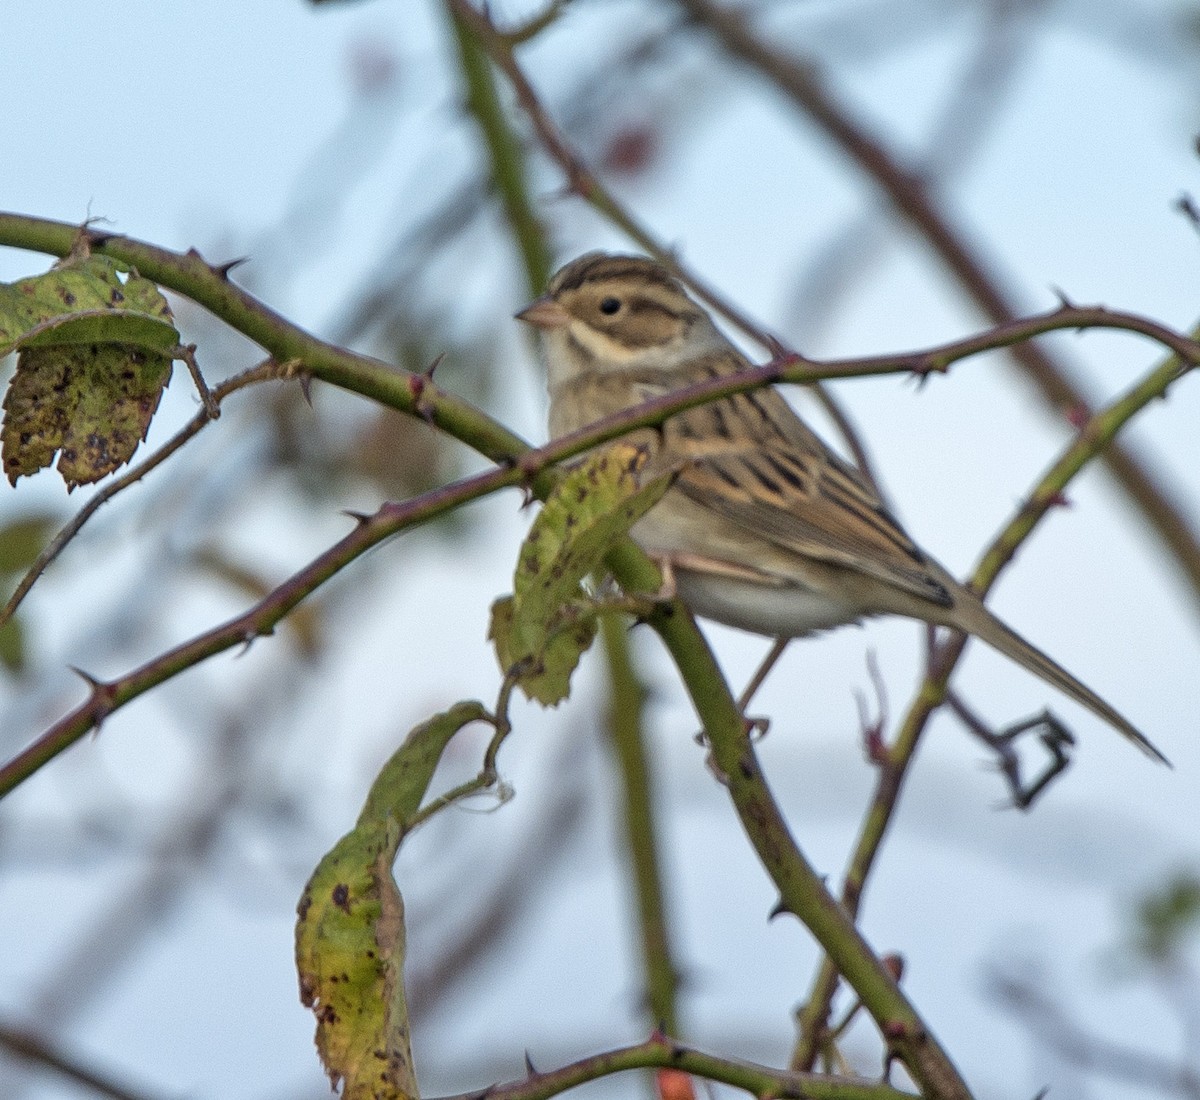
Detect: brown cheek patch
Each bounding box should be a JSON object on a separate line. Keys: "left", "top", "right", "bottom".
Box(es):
{"left": 610, "top": 301, "right": 682, "bottom": 348}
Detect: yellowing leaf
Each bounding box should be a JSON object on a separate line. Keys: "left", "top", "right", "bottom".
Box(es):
{"left": 488, "top": 595, "right": 597, "bottom": 707}
{"left": 296, "top": 702, "right": 486, "bottom": 1100}
{"left": 0, "top": 254, "right": 178, "bottom": 488}
{"left": 491, "top": 444, "right": 672, "bottom": 705}
{"left": 3, "top": 342, "right": 172, "bottom": 487}
{"left": 514, "top": 444, "right": 670, "bottom": 626}
{"left": 297, "top": 820, "right": 413, "bottom": 1100}
{"left": 0, "top": 254, "right": 175, "bottom": 354}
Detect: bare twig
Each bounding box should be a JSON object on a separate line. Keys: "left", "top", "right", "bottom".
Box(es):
{"left": 783, "top": 0, "right": 1048, "bottom": 339}
{"left": 944, "top": 692, "right": 1074, "bottom": 810}
{"left": 0, "top": 1020, "right": 171, "bottom": 1100}
{"left": 0, "top": 358, "right": 288, "bottom": 630}
{"left": 990, "top": 970, "right": 1200, "bottom": 1098}
{"left": 793, "top": 334, "right": 1195, "bottom": 1069}
{"left": 599, "top": 615, "right": 682, "bottom": 1033}
{"left": 175, "top": 343, "right": 219, "bottom": 418}
{"left": 427, "top": 1030, "right": 920, "bottom": 1100}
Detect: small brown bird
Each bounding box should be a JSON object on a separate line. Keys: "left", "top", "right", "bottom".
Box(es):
{"left": 517, "top": 252, "right": 1163, "bottom": 762}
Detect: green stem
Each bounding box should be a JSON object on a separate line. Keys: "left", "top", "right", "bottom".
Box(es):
{"left": 0, "top": 212, "right": 529, "bottom": 468}
{"left": 444, "top": 3, "right": 551, "bottom": 290}
{"left": 600, "top": 614, "right": 681, "bottom": 1034}
{"left": 442, "top": 8, "right": 682, "bottom": 1039}
{"left": 601, "top": 542, "right": 974, "bottom": 1100}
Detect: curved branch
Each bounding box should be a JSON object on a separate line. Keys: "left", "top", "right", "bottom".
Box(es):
{"left": 430, "top": 1032, "right": 918, "bottom": 1100}
{"left": 629, "top": 551, "right": 973, "bottom": 1098}
{"left": 0, "top": 211, "right": 531, "bottom": 468}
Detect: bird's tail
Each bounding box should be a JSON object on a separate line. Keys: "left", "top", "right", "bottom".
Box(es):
{"left": 951, "top": 592, "right": 1168, "bottom": 765}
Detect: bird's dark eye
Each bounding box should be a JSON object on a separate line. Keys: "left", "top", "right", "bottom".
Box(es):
{"left": 599, "top": 296, "right": 622, "bottom": 316}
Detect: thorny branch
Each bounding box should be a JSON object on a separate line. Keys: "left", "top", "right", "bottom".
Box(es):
{"left": 793, "top": 335, "right": 1196, "bottom": 1068}
{"left": 0, "top": 279, "right": 1194, "bottom": 798}
{"left": 428, "top": 1031, "right": 919, "bottom": 1100}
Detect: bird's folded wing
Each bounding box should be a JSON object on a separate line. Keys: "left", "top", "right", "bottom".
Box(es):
{"left": 673, "top": 446, "right": 954, "bottom": 608}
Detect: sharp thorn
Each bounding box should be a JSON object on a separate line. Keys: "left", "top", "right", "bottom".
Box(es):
{"left": 68, "top": 664, "right": 103, "bottom": 690}
{"left": 214, "top": 256, "right": 249, "bottom": 279}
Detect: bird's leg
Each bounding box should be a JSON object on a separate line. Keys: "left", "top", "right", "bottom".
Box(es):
{"left": 738, "top": 637, "right": 790, "bottom": 712}
{"left": 596, "top": 556, "right": 679, "bottom": 622}
{"left": 650, "top": 553, "right": 678, "bottom": 603}
{"left": 729, "top": 637, "right": 790, "bottom": 739}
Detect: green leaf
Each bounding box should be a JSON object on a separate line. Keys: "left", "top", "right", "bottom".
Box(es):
{"left": 13, "top": 308, "right": 179, "bottom": 355}
{"left": 491, "top": 444, "right": 672, "bottom": 705}
{"left": 488, "top": 595, "right": 597, "bottom": 707}
{"left": 357, "top": 700, "right": 487, "bottom": 828}
{"left": 296, "top": 702, "right": 486, "bottom": 1100}
{"left": 0, "top": 254, "right": 176, "bottom": 355}
{"left": 0, "top": 512, "right": 59, "bottom": 575}
{"left": 1131, "top": 871, "right": 1200, "bottom": 964}
{"left": 0, "top": 615, "right": 25, "bottom": 674}
{"left": 0, "top": 254, "right": 178, "bottom": 488}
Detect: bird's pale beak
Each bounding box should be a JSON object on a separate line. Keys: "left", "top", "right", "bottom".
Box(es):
{"left": 515, "top": 295, "right": 571, "bottom": 329}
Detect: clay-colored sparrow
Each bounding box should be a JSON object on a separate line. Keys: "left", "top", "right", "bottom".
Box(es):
{"left": 517, "top": 252, "right": 1163, "bottom": 762}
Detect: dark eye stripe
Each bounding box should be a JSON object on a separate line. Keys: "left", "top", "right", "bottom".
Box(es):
{"left": 624, "top": 297, "right": 687, "bottom": 321}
